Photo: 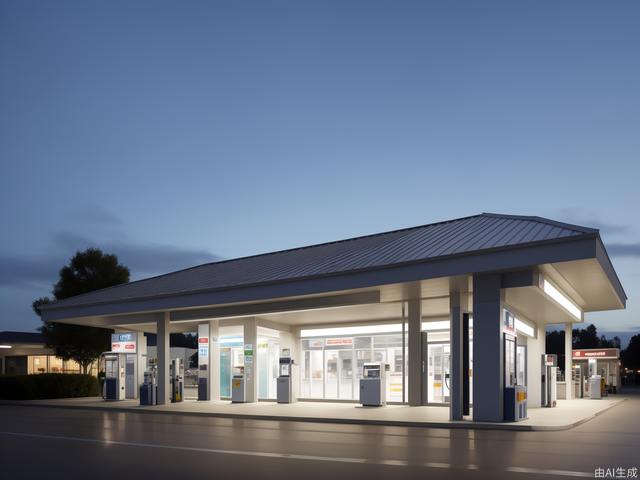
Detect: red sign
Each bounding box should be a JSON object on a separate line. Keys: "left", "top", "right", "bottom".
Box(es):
{"left": 325, "top": 338, "right": 353, "bottom": 346}
{"left": 198, "top": 337, "right": 209, "bottom": 344}
{"left": 572, "top": 349, "right": 619, "bottom": 360}
{"left": 111, "top": 341, "right": 137, "bottom": 353}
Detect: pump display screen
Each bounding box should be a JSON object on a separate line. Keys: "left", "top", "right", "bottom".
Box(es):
{"left": 363, "top": 365, "right": 380, "bottom": 378}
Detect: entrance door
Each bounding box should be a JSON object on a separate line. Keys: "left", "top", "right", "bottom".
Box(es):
{"left": 325, "top": 350, "right": 338, "bottom": 399}
{"left": 422, "top": 331, "right": 451, "bottom": 405}
{"left": 339, "top": 350, "right": 353, "bottom": 400}
{"left": 428, "top": 343, "right": 450, "bottom": 404}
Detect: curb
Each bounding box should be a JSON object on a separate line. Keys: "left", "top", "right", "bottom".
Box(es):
{"left": 0, "top": 398, "right": 626, "bottom": 432}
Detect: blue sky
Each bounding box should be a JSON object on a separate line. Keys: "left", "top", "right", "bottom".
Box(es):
{"left": 1, "top": 1, "right": 639, "bottom": 346}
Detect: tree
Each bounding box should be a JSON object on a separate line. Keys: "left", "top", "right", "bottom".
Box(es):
{"left": 33, "top": 248, "right": 130, "bottom": 374}
{"left": 622, "top": 334, "right": 640, "bottom": 371}
{"left": 572, "top": 324, "right": 600, "bottom": 349}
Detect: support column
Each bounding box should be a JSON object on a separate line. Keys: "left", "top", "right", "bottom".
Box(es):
{"left": 565, "top": 323, "right": 573, "bottom": 400}
{"left": 157, "top": 312, "right": 170, "bottom": 405}
{"left": 526, "top": 323, "right": 544, "bottom": 408}
{"left": 243, "top": 317, "right": 258, "bottom": 403}
{"left": 210, "top": 320, "right": 220, "bottom": 401}
{"left": 289, "top": 326, "right": 301, "bottom": 366}
{"left": 472, "top": 274, "right": 505, "bottom": 422}
{"left": 408, "top": 297, "right": 422, "bottom": 406}
{"left": 450, "top": 291, "right": 465, "bottom": 420}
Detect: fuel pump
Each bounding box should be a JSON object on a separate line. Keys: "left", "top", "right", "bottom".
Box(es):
{"left": 572, "top": 365, "right": 583, "bottom": 398}
{"left": 102, "top": 332, "right": 147, "bottom": 401}
{"left": 140, "top": 366, "right": 157, "bottom": 405}
{"left": 170, "top": 358, "right": 184, "bottom": 403}
{"left": 359, "top": 362, "right": 388, "bottom": 407}
{"left": 102, "top": 353, "right": 126, "bottom": 400}
{"left": 277, "top": 349, "right": 298, "bottom": 403}
{"left": 231, "top": 366, "right": 245, "bottom": 403}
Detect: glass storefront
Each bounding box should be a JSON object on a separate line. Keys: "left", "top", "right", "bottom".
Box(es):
{"left": 300, "top": 324, "right": 408, "bottom": 403}
{"left": 218, "top": 329, "right": 280, "bottom": 399}
{"left": 423, "top": 325, "right": 474, "bottom": 405}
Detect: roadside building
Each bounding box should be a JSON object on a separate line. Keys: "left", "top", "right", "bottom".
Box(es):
{"left": 0, "top": 331, "right": 98, "bottom": 376}
{"left": 38, "top": 213, "right": 626, "bottom": 422}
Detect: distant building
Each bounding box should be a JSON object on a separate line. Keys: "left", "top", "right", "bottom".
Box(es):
{"left": 0, "top": 331, "right": 97, "bottom": 376}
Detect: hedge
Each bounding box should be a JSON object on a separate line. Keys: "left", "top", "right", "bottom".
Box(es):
{"left": 0, "top": 373, "right": 100, "bottom": 400}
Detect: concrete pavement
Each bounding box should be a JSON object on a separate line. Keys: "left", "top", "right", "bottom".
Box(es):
{"left": 2, "top": 395, "right": 624, "bottom": 431}
{"left": 1, "top": 388, "right": 638, "bottom": 479}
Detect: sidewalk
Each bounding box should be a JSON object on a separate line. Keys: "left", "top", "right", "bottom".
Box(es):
{"left": 1, "top": 395, "right": 625, "bottom": 431}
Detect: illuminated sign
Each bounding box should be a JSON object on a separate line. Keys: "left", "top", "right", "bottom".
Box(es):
{"left": 573, "top": 349, "right": 619, "bottom": 360}
{"left": 198, "top": 324, "right": 210, "bottom": 365}
{"left": 111, "top": 332, "right": 137, "bottom": 353}
{"left": 503, "top": 310, "right": 515, "bottom": 335}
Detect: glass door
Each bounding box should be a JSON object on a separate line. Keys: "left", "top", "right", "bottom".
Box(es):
{"left": 325, "top": 350, "right": 338, "bottom": 399}
{"left": 338, "top": 350, "right": 354, "bottom": 400}
{"left": 516, "top": 345, "right": 526, "bottom": 386}
{"left": 427, "top": 343, "right": 451, "bottom": 404}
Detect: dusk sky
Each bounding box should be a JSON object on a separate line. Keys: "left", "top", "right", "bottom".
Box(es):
{"left": 1, "top": 1, "right": 639, "bottom": 346}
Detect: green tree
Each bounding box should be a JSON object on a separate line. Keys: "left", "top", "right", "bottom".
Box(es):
{"left": 572, "top": 324, "right": 600, "bottom": 349}
{"left": 33, "top": 248, "right": 130, "bottom": 374}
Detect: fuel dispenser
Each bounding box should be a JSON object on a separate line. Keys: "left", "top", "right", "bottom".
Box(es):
{"left": 587, "top": 358, "right": 604, "bottom": 399}
{"left": 541, "top": 354, "right": 558, "bottom": 407}
{"left": 102, "top": 332, "right": 147, "bottom": 401}
{"left": 277, "top": 349, "right": 298, "bottom": 403}
{"left": 231, "top": 366, "right": 245, "bottom": 403}
{"left": 170, "top": 358, "right": 184, "bottom": 403}
{"left": 103, "top": 353, "right": 126, "bottom": 400}
{"left": 504, "top": 385, "right": 527, "bottom": 421}
{"left": 572, "top": 365, "right": 584, "bottom": 398}
{"left": 590, "top": 374, "right": 603, "bottom": 399}
{"left": 198, "top": 364, "right": 209, "bottom": 401}
{"left": 359, "top": 362, "right": 388, "bottom": 407}
{"left": 139, "top": 367, "right": 157, "bottom": 406}
{"left": 197, "top": 323, "right": 211, "bottom": 401}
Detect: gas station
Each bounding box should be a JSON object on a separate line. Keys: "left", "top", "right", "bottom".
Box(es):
{"left": 38, "top": 213, "right": 627, "bottom": 425}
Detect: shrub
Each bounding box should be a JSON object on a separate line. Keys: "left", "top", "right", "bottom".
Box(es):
{"left": 0, "top": 373, "right": 100, "bottom": 400}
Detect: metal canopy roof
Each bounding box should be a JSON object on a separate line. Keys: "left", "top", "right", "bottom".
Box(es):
{"left": 39, "top": 213, "right": 625, "bottom": 319}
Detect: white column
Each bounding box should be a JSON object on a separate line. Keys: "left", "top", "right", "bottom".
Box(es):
{"left": 564, "top": 323, "right": 573, "bottom": 400}
{"left": 210, "top": 320, "right": 220, "bottom": 401}
{"left": 450, "top": 292, "right": 465, "bottom": 420}
{"left": 243, "top": 318, "right": 258, "bottom": 403}
{"left": 408, "top": 297, "right": 422, "bottom": 406}
{"left": 526, "top": 323, "right": 544, "bottom": 408}
{"left": 472, "top": 274, "right": 505, "bottom": 422}
{"left": 157, "top": 312, "right": 170, "bottom": 405}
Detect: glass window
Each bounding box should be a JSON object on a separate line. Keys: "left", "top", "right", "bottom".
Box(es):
{"left": 63, "top": 359, "right": 81, "bottom": 374}
{"left": 517, "top": 345, "right": 526, "bottom": 386}
{"left": 299, "top": 324, "right": 408, "bottom": 402}
{"left": 354, "top": 337, "right": 371, "bottom": 349}
{"left": 49, "top": 356, "right": 63, "bottom": 373}
{"left": 258, "top": 338, "right": 280, "bottom": 400}
{"left": 28, "top": 355, "right": 48, "bottom": 374}
{"left": 324, "top": 350, "right": 338, "bottom": 399}
{"left": 373, "top": 335, "right": 402, "bottom": 348}
{"left": 310, "top": 350, "right": 323, "bottom": 398}
{"left": 504, "top": 336, "right": 516, "bottom": 387}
